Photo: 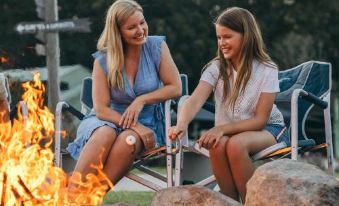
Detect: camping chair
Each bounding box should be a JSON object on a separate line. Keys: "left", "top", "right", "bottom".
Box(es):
{"left": 175, "top": 60, "right": 334, "bottom": 187}
{"left": 0, "top": 73, "right": 11, "bottom": 117}
{"left": 0, "top": 73, "right": 28, "bottom": 122}
{"left": 54, "top": 74, "right": 188, "bottom": 191}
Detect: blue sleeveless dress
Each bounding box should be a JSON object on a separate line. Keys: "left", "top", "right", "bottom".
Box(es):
{"left": 67, "top": 36, "right": 166, "bottom": 160}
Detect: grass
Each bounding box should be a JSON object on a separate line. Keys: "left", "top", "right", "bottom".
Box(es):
{"left": 103, "top": 190, "right": 155, "bottom": 206}
{"left": 102, "top": 166, "right": 164, "bottom": 205}
{"left": 130, "top": 166, "right": 167, "bottom": 175}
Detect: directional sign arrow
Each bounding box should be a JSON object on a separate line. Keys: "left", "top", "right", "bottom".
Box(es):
{"left": 15, "top": 18, "right": 91, "bottom": 34}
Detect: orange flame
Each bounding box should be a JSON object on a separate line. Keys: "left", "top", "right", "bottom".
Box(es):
{"left": 0, "top": 73, "right": 112, "bottom": 205}
{"left": 0, "top": 57, "right": 9, "bottom": 64}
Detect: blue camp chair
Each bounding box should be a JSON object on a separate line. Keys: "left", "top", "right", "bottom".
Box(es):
{"left": 54, "top": 74, "right": 188, "bottom": 191}
{"left": 175, "top": 61, "right": 334, "bottom": 187}
{"left": 252, "top": 60, "right": 333, "bottom": 168}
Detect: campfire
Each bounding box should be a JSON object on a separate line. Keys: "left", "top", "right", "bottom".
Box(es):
{"left": 0, "top": 73, "right": 112, "bottom": 205}
{"left": 0, "top": 50, "right": 15, "bottom": 69}
{"left": 0, "top": 57, "right": 9, "bottom": 64}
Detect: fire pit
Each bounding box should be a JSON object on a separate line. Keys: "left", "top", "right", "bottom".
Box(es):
{"left": 0, "top": 73, "right": 112, "bottom": 205}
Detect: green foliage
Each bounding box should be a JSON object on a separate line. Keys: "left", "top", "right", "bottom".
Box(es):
{"left": 0, "top": 0, "right": 45, "bottom": 67}
{"left": 0, "top": 0, "right": 338, "bottom": 91}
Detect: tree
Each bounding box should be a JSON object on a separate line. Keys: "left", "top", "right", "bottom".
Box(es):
{"left": 1, "top": 0, "right": 338, "bottom": 92}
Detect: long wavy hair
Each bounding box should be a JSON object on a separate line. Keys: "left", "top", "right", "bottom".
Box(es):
{"left": 207, "top": 7, "right": 276, "bottom": 110}
{"left": 97, "top": 0, "right": 143, "bottom": 90}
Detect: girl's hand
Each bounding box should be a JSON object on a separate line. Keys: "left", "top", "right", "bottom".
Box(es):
{"left": 119, "top": 97, "right": 145, "bottom": 129}
{"left": 197, "top": 126, "right": 224, "bottom": 149}
{"left": 168, "top": 124, "right": 188, "bottom": 140}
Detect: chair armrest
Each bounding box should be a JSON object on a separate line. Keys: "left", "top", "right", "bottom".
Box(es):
{"left": 61, "top": 103, "right": 85, "bottom": 120}
{"left": 54, "top": 101, "right": 84, "bottom": 167}
{"left": 177, "top": 95, "right": 190, "bottom": 147}
{"left": 290, "top": 89, "right": 328, "bottom": 160}
{"left": 299, "top": 89, "right": 328, "bottom": 109}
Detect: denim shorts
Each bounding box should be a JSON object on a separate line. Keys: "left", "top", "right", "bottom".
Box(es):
{"left": 264, "top": 124, "right": 290, "bottom": 143}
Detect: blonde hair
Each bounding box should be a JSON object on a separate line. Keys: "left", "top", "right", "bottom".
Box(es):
{"left": 211, "top": 7, "right": 276, "bottom": 110}
{"left": 97, "top": 0, "right": 143, "bottom": 90}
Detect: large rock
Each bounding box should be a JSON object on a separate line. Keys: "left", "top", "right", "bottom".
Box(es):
{"left": 151, "top": 185, "right": 241, "bottom": 206}
{"left": 246, "top": 159, "right": 339, "bottom": 206}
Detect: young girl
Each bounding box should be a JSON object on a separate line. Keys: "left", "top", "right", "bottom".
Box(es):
{"left": 169, "top": 7, "right": 288, "bottom": 202}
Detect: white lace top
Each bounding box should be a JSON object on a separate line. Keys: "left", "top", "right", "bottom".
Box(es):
{"left": 200, "top": 59, "right": 285, "bottom": 126}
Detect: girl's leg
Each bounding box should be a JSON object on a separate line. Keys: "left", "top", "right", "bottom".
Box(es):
{"left": 72, "top": 126, "right": 117, "bottom": 181}
{"left": 226, "top": 130, "right": 276, "bottom": 201}
{"left": 103, "top": 129, "right": 144, "bottom": 185}
{"left": 209, "top": 137, "right": 239, "bottom": 201}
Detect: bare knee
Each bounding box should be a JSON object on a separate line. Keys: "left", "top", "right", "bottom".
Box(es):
{"left": 209, "top": 137, "right": 228, "bottom": 158}
{"left": 115, "top": 130, "right": 143, "bottom": 156}
{"left": 89, "top": 126, "right": 117, "bottom": 146}
{"left": 226, "top": 133, "right": 249, "bottom": 160}
{"left": 74, "top": 127, "right": 117, "bottom": 175}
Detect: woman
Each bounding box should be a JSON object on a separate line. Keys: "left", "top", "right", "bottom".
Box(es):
{"left": 67, "top": 0, "right": 181, "bottom": 189}
{"left": 169, "top": 7, "right": 288, "bottom": 202}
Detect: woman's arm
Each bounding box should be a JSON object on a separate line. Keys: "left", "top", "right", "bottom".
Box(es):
{"left": 92, "top": 59, "right": 122, "bottom": 125}
{"left": 120, "top": 42, "right": 182, "bottom": 128}
{"left": 169, "top": 81, "right": 213, "bottom": 139}
{"left": 138, "top": 41, "right": 182, "bottom": 104}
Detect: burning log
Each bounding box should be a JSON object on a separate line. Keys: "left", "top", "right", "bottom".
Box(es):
{"left": 0, "top": 73, "right": 113, "bottom": 205}
{"left": 1, "top": 172, "right": 7, "bottom": 206}
{"left": 17, "top": 176, "right": 42, "bottom": 204}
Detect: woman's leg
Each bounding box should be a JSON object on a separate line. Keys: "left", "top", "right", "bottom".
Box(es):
{"left": 209, "top": 137, "right": 239, "bottom": 201}
{"left": 226, "top": 130, "right": 276, "bottom": 201}
{"left": 103, "top": 129, "right": 144, "bottom": 185}
{"left": 72, "top": 126, "right": 117, "bottom": 181}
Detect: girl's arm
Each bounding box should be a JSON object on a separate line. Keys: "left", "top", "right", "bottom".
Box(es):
{"left": 169, "top": 81, "right": 213, "bottom": 139}
{"left": 198, "top": 92, "right": 276, "bottom": 148}
{"left": 220, "top": 92, "right": 276, "bottom": 135}
{"left": 92, "top": 59, "right": 122, "bottom": 125}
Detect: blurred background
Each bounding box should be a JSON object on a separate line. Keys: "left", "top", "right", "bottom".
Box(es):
{"left": 1, "top": 0, "right": 339, "bottom": 88}
{"left": 1, "top": 0, "right": 339, "bottom": 156}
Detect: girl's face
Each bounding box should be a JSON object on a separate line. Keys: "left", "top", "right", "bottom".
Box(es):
{"left": 120, "top": 10, "right": 148, "bottom": 46}
{"left": 216, "top": 24, "right": 243, "bottom": 68}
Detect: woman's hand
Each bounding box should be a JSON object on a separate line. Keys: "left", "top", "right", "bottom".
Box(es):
{"left": 131, "top": 123, "right": 156, "bottom": 150}
{"left": 119, "top": 97, "right": 145, "bottom": 129}
{"left": 168, "top": 124, "right": 188, "bottom": 140}
{"left": 197, "top": 126, "right": 224, "bottom": 149}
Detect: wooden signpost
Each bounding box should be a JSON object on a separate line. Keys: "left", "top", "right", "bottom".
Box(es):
{"left": 15, "top": 18, "right": 91, "bottom": 34}
{"left": 14, "top": 0, "right": 91, "bottom": 111}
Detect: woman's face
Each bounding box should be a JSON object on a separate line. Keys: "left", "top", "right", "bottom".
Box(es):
{"left": 216, "top": 24, "right": 243, "bottom": 68}
{"left": 120, "top": 10, "right": 148, "bottom": 46}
